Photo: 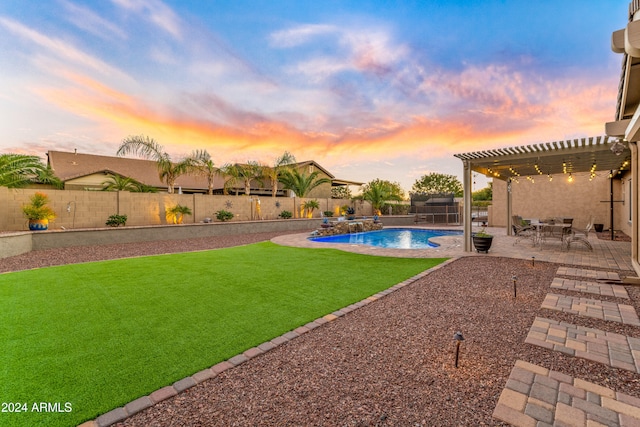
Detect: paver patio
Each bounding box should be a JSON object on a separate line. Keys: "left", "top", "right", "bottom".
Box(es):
{"left": 493, "top": 360, "right": 640, "bottom": 427}
{"left": 525, "top": 317, "right": 640, "bottom": 372}
{"left": 550, "top": 277, "right": 630, "bottom": 299}
{"left": 556, "top": 266, "right": 622, "bottom": 282}
{"left": 541, "top": 293, "right": 640, "bottom": 326}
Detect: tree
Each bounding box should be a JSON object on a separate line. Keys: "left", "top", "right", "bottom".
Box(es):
{"left": 0, "top": 154, "right": 62, "bottom": 188}
{"left": 302, "top": 199, "right": 320, "bottom": 217}
{"left": 188, "top": 149, "right": 219, "bottom": 195}
{"left": 412, "top": 172, "right": 463, "bottom": 197}
{"left": 472, "top": 182, "right": 493, "bottom": 201}
{"left": 220, "top": 161, "right": 265, "bottom": 196}
{"left": 101, "top": 174, "right": 143, "bottom": 192}
{"left": 116, "top": 135, "right": 196, "bottom": 194}
{"left": 266, "top": 151, "right": 296, "bottom": 197}
{"left": 331, "top": 186, "right": 352, "bottom": 199}
{"left": 279, "top": 168, "right": 331, "bottom": 198}
{"left": 358, "top": 179, "right": 405, "bottom": 215}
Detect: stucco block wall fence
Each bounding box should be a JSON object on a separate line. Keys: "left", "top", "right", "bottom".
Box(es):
{"left": 0, "top": 187, "right": 371, "bottom": 231}
{"left": 490, "top": 172, "right": 631, "bottom": 236}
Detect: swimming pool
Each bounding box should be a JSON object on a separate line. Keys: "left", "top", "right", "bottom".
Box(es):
{"left": 309, "top": 228, "right": 463, "bottom": 249}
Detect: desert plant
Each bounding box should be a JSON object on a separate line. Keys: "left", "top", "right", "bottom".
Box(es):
{"left": 215, "top": 209, "right": 234, "bottom": 222}
{"left": 323, "top": 211, "right": 334, "bottom": 217}
{"left": 105, "top": 214, "right": 127, "bottom": 227}
{"left": 167, "top": 205, "right": 192, "bottom": 224}
{"left": 279, "top": 210, "right": 292, "bottom": 219}
{"left": 22, "top": 192, "right": 56, "bottom": 220}
{"left": 302, "top": 199, "right": 320, "bottom": 218}
{"left": 117, "top": 135, "right": 197, "bottom": 194}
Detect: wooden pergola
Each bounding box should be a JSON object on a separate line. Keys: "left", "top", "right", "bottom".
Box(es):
{"left": 454, "top": 136, "right": 631, "bottom": 252}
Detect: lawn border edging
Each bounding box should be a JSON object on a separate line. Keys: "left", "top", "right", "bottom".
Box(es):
{"left": 83, "top": 256, "right": 459, "bottom": 427}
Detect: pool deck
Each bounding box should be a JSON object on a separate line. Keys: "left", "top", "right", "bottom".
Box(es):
{"left": 271, "top": 225, "right": 633, "bottom": 272}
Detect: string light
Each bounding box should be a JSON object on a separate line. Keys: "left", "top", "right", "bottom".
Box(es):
{"left": 562, "top": 161, "right": 567, "bottom": 174}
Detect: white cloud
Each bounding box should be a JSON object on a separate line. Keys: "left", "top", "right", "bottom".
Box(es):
{"left": 110, "top": 0, "right": 182, "bottom": 39}
{"left": 59, "top": 0, "right": 127, "bottom": 40}
{"left": 269, "top": 24, "right": 337, "bottom": 48}
{"left": 0, "top": 16, "right": 130, "bottom": 80}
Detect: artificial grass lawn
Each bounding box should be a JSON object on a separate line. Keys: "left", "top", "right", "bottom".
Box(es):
{"left": 0, "top": 242, "right": 446, "bottom": 427}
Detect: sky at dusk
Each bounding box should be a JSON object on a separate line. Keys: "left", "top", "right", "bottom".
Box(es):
{"left": 0, "top": 0, "right": 629, "bottom": 192}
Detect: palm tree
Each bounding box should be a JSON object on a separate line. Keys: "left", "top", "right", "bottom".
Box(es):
{"left": 220, "top": 161, "right": 264, "bottom": 196}
{"left": 279, "top": 168, "right": 331, "bottom": 198}
{"left": 0, "top": 154, "right": 62, "bottom": 188}
{"left": 302, "top": 199, "right": 320, "bottom": 218}
{"left": 116, "top": 135, "right": 195, "bottom": 194}
{"left": 101, "top": 174, "right": 143, "bottom": 192}
{"left": 188, "top": 149, "right": 218, "bottom": 195}
{"left": 219, "top": 163, "right": 242, "bottom": 195}
{"left": 266, "top": 151, "right": 296, "bottom": 197}
{"left": 360, "top": 179, "right": 404, "bottom": 215}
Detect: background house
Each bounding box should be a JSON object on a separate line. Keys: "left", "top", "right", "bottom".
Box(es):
{"left": 47, "top": 150, "right": 359, "bottom": 198}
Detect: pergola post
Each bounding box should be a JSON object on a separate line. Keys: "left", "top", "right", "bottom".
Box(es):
{"left": 632, "top": 142, "right": 639, "bottom": 272}
{"left": 463, "top": 160, "right": 472, "bottom": 252}
{"left": 506, "top": 178, "right": 513, "bottom": 236}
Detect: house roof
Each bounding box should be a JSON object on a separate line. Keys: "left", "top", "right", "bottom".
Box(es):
{"left": 454, "top": 135, "right": 631, "bottom": 181}
{"left": 47, "top": 150, "right": 356, "bottom": 190}
{"left": 47, "top": 151, "right": 221, "bottom": 190}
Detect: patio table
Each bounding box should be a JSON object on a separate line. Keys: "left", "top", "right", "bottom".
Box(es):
{"left": 527, "top": 220, "right": 572, "bottom": 249}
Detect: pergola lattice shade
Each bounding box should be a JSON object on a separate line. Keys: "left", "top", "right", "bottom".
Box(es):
{"left": 454, "top": 136, "right": 631, "bottom": 180}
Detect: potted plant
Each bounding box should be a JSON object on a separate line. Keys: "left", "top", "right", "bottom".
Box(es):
{"left": 167, "top": 204, "right": 192, "bottom": 224}
{"left": 22, "top": 192, "right": 56, "bottom": 231}
{"left": 346, "top": 207, "right": 356, "bottom": 220}
{"left": 472, "top": 227, "right": 493, "bottom": 253}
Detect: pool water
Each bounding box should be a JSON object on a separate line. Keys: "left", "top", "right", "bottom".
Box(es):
{"left": 309, "top": 228, "right": 463, "bottom": 249}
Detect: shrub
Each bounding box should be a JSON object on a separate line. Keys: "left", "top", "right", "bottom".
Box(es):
{"left": 323, "top": 211, "right": 334, "bottom": 217}
{"left": 22, "top": 192, "right": 56, "bottom": 220}
{"left": 167, "top": 204, "right": 192, "bottom": 224}
{"left": 381, "top": 203, "right": 410, "bottom": 215}
{"left": 215, "top": 210, "right": 234, "bottom": 222}
{"left": 105, "top": 214, "right": 127, "bottom": 227}
{"left": 279, "top": 210, "right": 292, "bottom": 219}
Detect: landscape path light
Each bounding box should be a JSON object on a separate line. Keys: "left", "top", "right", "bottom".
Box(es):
{"left": 512, "top": 275, "right": 517, "bottom": 298}
{"left": 531, "top": 256, "right": 535, "bottom": 267}
{"left": 453, "top": 331, "right": 464, "bottom": 368}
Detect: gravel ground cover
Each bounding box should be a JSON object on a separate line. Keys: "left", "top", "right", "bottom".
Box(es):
{"left": 3, "top": 233, "right": 640, "bottom": 426}
{"left": 115, "top": 257, "right": 639, "bottom": 426}
{"left": 0, "top": 231, "right": 301, "bottom": 273}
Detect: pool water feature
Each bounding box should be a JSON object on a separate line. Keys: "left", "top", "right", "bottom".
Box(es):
{"left": 309, "top": 228, "right": 463, "bottom": 249}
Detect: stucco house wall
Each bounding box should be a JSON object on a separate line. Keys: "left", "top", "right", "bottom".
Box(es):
{"left": 490, "top": 172, "right": 615, "bottom": 232}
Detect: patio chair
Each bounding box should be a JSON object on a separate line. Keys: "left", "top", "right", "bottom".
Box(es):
{"left": 567, "top": 215, "right": 594, "bottom": 251}
{"left": 512, "top": 215, "right": 534, "bottom": 245}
